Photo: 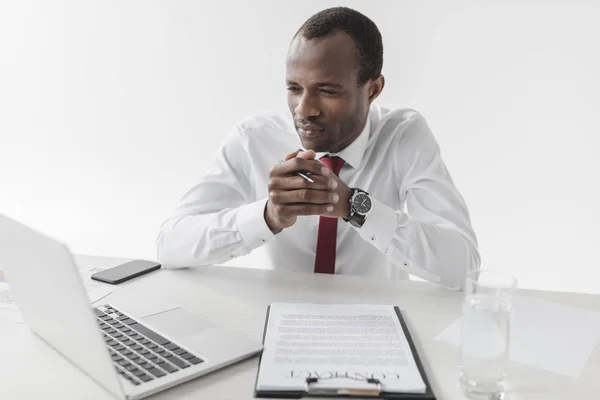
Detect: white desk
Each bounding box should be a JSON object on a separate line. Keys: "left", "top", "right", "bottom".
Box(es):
{"left": 1, "top": 255, "right": 599, "bottom": 400}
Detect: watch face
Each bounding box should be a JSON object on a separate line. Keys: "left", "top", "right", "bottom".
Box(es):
{"left": 352, "top": 192, "right": 372, "bottom": 215}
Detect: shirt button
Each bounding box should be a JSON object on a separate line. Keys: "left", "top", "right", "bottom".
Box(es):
{"left": 370, "top": 236, "right": 376, "bottom": 241}
{"left": 261, "top": 239, "right": 266, "bottom": 243}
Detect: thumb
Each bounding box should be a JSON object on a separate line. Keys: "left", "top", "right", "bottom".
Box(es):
{"left": 284, "top": 149, "right": 302, "bottom": 161}
{"left": 297, "top": 149, "right": 316, "bottom": 160}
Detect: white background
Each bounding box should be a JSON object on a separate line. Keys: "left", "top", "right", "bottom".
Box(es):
{"left": 1, "top": 1, "right": 599, "bottom": 294}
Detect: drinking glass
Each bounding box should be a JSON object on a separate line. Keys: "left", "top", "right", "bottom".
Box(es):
{"left": 459, "top": 269, "right": 517, "bottom": 399}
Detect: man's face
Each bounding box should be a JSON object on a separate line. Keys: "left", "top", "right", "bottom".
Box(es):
{"left": 286, "top": 31, "right": 374, "bottom": 153}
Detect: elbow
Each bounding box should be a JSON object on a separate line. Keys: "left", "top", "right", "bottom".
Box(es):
{"left": 156, "top": 218, "right": 190, "bottom": 270}
{"left": 156, "top": 216, "right": 214, "bottom": 270}
{"left": 452, "top": 242, "right": 481, "bottom": 291}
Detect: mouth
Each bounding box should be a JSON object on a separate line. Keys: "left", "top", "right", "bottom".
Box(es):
{"left": 297, "top": 125, "right": 325, "bottom": 138}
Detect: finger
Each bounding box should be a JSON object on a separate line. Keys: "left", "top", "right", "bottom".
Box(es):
{"left": 274, "top": 157, "right": 331, "bottom": 177}
{"left": 284, "top": 149, "right": 302, "bottom": 161}
{"left": 278, "top": 203, "right": 334, "bottom": 217}
{"left": 271, "top": 189, "right": 339, "bottom": 205}
{"left": 268, "top": 175, "right": 337, "bottom": 191}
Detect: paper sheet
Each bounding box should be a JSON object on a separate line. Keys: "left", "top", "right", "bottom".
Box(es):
{"left": 435, "top": 295, "right": 600, "bottom": 378}
{"left": 256, "top": 303, "right": 427, "bottom": 394}
{"left": 0, "top": 263, "right": 116, "bottom": 324}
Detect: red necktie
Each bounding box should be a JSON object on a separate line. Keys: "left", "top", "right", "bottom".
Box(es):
{"left": 314, "top": 156, "right": 345, "bottom": 274}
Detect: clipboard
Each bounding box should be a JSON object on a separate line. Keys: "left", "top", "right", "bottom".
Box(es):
{"left": 253, "top": 305, "right": 437, "bottom": 399}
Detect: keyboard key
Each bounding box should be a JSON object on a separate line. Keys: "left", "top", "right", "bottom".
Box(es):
{"left": 188, "top": 357, "right": 204, "bottom": 365}
{"left": 147, "top": 367, "right": 166, "bottom": 378}
{"left": 173, "top": 348, "right": 186, "bottom": 356}
{"left": 111, "top": 355, "right": 123, "bottom": 362}
{"left": 146, "top": 355, "right": 159, "bottom": 362}
{"left": 124, "top": 365, "right": 137, "bottom": 372}
{"left": 106, "top": 328, "right": 117, "bottom": 334}
{"left": 130, "top": 324, "right": 170, "bottom": 345}
{"left": 117, "top": 360, "right": 129, "bottom": 366}
{"left": 133, "top": 358, "right": 146, "bottom": 365}
{"left": 122, "top": 339, "right": 135, "bottom": 346}
{"left": 107, "top": 340, "right": 119, "bottom": 347}
{"left": 165, "top": 356, "right": 189, "bottom": 369}
{"left": 180, "top": 353, "right": 195, "bottom": 360}
{"left": 113, "top": 333, "right": 124, "bottom": 340}
{"left": 147, "top": 343, "right": 158, "bottom": 349}
{"left": 108, "top": 320, "right": 121, "bottom": 326}
{"left": 164, "top": 343, "right": 179, "bottom": 351}
{"left": 132, "top": 344, "right": 143, "bottom": 351}
{"left": 139, "top": 374, "right": 153, "bottom": 382}
{"left": 141, "top": 339, "right": 151, "bottom": 345}
{"left": 114, "top": 345, "right": 125, "bottom": 351}
{"left": 161, "top": 363, "right": 178, "bottom": 373}
{"left": 117, "top": 315, "right": 130, "bottom": 321}
{"left": 139, "top": 349, "right": 150, "bottom": 356}
{"left": 139, "top": 362, "right": 152, "bottom": 369}
{"left": 122, "top": 349, "right": 133, "bottom": 356}
{"left": 93, "top": 308, "right": 105, "bottom": 317}
{"left": 132, "top": 369, "right": 145, "bottom": 377}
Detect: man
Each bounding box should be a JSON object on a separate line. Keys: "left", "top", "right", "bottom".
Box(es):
{"left": 157, "top": 7, "right": 480, "bottom": 289}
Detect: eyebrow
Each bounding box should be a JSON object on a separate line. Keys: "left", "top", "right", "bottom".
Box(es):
{"left": 286, "top": 80, "right": 344, "bottom": 90}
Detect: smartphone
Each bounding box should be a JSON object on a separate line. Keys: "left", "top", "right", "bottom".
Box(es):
{"left": 91, "top": 260, "right": 161, "bottom": 284}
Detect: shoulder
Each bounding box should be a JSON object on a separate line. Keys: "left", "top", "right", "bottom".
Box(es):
{"left": 370, "top": 104, "right": 436, "bottom": 147}
{"left": 371, "top": 104, "right": 425, "bottom": 133}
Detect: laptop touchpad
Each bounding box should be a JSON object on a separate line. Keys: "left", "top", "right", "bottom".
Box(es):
{"left": 142, "top": 308, "right": 215, "bottom": 339}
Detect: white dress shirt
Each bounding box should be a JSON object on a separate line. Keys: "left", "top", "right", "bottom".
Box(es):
{"left": 157, "top": 104, "right": 480, "bottom": 289}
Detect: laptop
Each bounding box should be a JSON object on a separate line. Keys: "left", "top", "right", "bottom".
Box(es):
{"left": 0, "top": 214, "right": 263, "bottom": 399}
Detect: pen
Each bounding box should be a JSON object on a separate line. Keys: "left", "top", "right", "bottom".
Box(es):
{"left": 278, "top": 160, "right": 315, "bottom": 183}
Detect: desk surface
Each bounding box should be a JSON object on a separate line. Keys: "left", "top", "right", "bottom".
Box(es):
{"left": 1, "top": 255, "right": 599, "bottom": 400}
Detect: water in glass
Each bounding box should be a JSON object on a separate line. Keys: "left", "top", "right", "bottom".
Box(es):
{"left": 460, "top": 292, "right": 511, "bottom": 398}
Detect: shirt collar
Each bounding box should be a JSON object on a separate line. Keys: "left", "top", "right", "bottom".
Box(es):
{"left": 306, "top": 115, "right": 371, "bottom": 170}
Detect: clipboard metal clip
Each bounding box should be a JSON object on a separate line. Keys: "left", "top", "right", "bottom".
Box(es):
{"left": 305, "top": 376, "right": 382, "bottom": 397}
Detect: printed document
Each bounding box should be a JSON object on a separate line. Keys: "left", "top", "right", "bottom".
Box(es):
{"left": 256, "top": 303, "right": 427, "bottom": 393}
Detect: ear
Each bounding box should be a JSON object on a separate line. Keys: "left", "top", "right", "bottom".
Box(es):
{"left": 367, "top": 75, "right": 385, "bottom": 103}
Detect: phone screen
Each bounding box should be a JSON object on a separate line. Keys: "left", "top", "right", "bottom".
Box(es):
{"left": 91, "top": 260, "right": 161, "bottom": 284}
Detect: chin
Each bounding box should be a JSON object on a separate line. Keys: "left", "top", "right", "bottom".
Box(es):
{"left": 298, "top": 136, "right": 332, "bottom": 153}
{"left": 300, "top": 140, "right": 328, "bottom": 153}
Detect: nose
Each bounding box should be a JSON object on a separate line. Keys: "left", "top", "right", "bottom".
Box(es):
{"left": 294, "top": 91, "right": 320, "bottom": 120}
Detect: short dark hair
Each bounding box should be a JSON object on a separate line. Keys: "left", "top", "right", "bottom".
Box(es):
{"left": 296, "top": 7, "right": 383, "bottom": 86}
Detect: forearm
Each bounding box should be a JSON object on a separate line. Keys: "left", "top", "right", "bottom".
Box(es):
{"left": 353, "top": 198, "right": 480, "bottom": 289}
{"left": 156, "top": 199, "right": 275, "bottom": 268}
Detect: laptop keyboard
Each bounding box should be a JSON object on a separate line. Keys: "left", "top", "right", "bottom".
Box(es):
{"left": 93, "top": 305, "right": 204, "bottom": 386}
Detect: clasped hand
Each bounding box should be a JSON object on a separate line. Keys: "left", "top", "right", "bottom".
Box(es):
{"left": 264, "top": 150, "right": 351, "bottom": 232}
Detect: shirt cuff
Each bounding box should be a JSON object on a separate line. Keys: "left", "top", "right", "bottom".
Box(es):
{"left": 236, "top": 198, "right": 276, "bottom": 250}
{"left": 352, "top": 197, "right": 398, "bottom": 254}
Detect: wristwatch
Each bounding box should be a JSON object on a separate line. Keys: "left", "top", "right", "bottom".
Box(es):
{"left": 343, "top": 188, "right": 372, "bottom": 228}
